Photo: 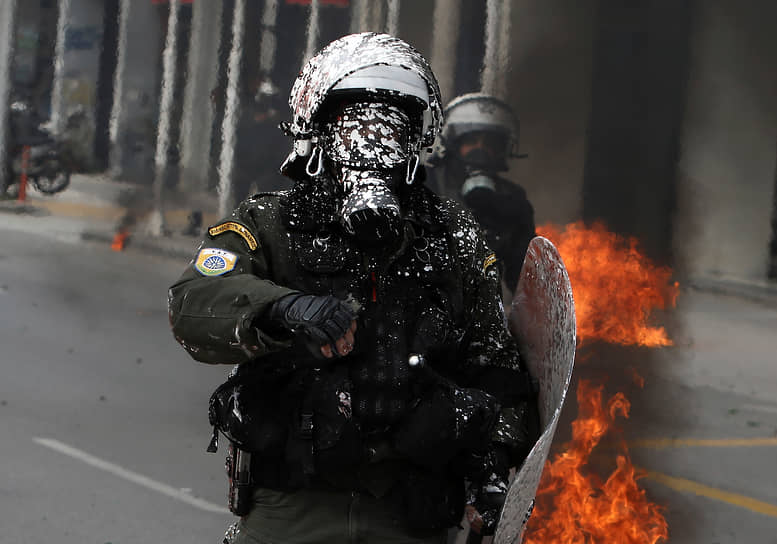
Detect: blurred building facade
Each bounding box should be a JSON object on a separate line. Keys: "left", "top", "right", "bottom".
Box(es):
{"left": 1, "top": 0, "right": 776, "bottom": 290}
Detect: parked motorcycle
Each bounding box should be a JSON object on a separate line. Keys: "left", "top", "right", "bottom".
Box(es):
{"left": 2, "top": 98, "right": 73, "bottom": 197}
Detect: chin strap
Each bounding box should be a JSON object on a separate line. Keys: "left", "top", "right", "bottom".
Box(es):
{"left": 406, "top": 155, "right": 420, "bottom": 184}
{"left": 306, "top": 145, "right": 325, "bottom": 177}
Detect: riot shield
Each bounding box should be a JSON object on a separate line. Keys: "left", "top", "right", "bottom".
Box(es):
{"left": 493, "top": 236, "right": 576, "bottom": 544}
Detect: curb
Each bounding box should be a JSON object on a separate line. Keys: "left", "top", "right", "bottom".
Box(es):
{"left": 0, "top": 200, "right": 49, "bottom": 215}
{"left": 80, "top": 229, "right": 200, "bottom": 261}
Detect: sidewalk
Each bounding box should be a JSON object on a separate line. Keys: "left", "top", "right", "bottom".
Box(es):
{"left": 0, "top": 172, "right": 219, "bottom": 261}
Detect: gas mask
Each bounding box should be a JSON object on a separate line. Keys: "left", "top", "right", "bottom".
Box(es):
{"left": 321, "top": 102, "right": 420, "bottom": 244}
{"left": 458, "top": 168, "right": 500, "bottom": 225}
{"left": 454, "top": 131, "right": 508, "bottom": 204}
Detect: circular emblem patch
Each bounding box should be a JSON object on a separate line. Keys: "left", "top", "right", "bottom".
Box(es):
{"left": 194, "top": 248, "right": 238, "bottom": 276}
{"left": 203, "top": 255, "right": 226, "bottom": 271}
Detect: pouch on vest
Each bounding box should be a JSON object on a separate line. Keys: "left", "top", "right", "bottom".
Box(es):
{"left": 411, "top": 303, "right": 462, "bottom": 359}
{"left": 284, "top": 366, "right": 363, "bottom": 487}
{"left": 208, "top": 369, "right": 291, "bottom": 455}
{"left": 393, "top": 381, "right": 500, "bottom": 468}
{"left": 310, "top": 366, "right": 362, "bottom": 473}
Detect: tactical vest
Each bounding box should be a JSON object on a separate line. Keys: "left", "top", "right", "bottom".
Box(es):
{"left": 205, "top": 184, "right": 506, "bottom": 529}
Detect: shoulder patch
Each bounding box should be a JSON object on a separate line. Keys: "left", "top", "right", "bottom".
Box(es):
{"left": 194, "top": 248, "right": 238, "bottom": 276}
{"left": 483, "top": 252, "right": 498, "bottom": 275}
{"left": 208, "top": 221, "right": 258, "bottom": 251}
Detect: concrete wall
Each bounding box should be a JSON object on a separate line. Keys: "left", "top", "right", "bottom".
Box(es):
{"left": 401, "top": 0, "right": 595, "bottom": 228}
{"left": 674, "top": 0, "right": 777, "bottom": 283}
{"left": 110, "top": 0, "right": 164, "bottom": 183}
{"left": 504, "top": 0, "right": 595, "bottom": 227}
{"left": 58, "top": 0, "right": 104, "bottom": 170}
{"left": 582, "top": 1, "right": 692, "bottom": 265}
{"left": 178, "top": 0, "right": 222, "bottom": 193}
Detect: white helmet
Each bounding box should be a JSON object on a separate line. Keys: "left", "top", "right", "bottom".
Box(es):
{"left": 432, "top": 93, "right": 521, "bottom": 168}
{"left": 287, "top": 33, "right": 443, "bottom": 157}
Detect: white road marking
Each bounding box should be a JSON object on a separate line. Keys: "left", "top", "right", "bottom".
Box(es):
{"left": 33, "top": 437, "right": 230, "bottom": 515}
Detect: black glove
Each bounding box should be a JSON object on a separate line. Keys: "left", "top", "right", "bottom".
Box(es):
{"left": 269, "top": 293, "right": 354, "bottom": 357}
{"left": 465, "top": 445, "right": 511, "bottom": 536}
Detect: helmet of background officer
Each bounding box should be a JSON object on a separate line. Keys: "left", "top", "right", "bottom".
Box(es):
{"left": 284, "top": 32, "right": 443, "bottom": 244}
{"left": 253, "top": 76, "right": 282, "bottom": 121}
{"left": 434, "top": 93, "right": 519, "bottom": 173}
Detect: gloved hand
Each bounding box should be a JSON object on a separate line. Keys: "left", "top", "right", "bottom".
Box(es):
{"left": 269, "top": 293, "right": 357, "bottom": 358}
{"left": 465, "top": 446, "right": 511, "bottom": 536}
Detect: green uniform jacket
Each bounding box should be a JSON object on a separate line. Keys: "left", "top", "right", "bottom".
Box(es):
{"left": 168, "top": 182, "right": 531, "bottom": 478}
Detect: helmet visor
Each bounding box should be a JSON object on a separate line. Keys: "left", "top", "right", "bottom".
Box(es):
{"left": 322, "top": 103, "right": 411, "bottom": 169}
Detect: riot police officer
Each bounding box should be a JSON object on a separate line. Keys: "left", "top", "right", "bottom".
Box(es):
{"left": 428, "top": 93, "right": 536, "bottom": 293}
{"left": 168, "top": 33, "right": 536, "bottom": 543}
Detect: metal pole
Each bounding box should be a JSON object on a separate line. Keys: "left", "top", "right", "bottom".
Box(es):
{"left": 481, "top": 0, "right": 500, "bottom": 96}
{"left": 259, "top": 0, "right": 279, "bottom": 77}
{"left": 17, "top": 145, "right": 29, "bottom": 202}
{"left": 370, "top": 0, "right": 385, "bottom": 33}
{"left": 109, "top": 0, "right": 131, "bottom": 177}
{"left": 49, "top": 0, "right": 71, "bottom": 136}
{"left": 349, "top": 0, "right": 369, "bottom": 34}
{"left": 494, "top": 0, "right": 512, "bottom": 99}
{"left": 303, "top": 0, "right": 321, "bottom": 63}
{"left": 430, "top": 0, "right": 461, "bottom": 104}
{"left": 0, "top": 0, "right": 19, "bottom": 191}
{"left": 217, "top": 0, "right": 246, "bottom": 217}
{"left": 386, "top": 0, "right": 400, "bottom": 36}
{"left": 179, "top": 0, "right": 223, "bottom": 192}
{"left": 149, "top": 0, "right": 180, "bottom": 236}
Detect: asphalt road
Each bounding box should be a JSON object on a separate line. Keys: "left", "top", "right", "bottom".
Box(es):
{"left": 1, "top": 212, "right": 776, "bottom": 543}
{"left": 0, "top": 219, "right": 231, "bottom": 543}
{"left": 543, "top": 285, "right": 777, "bottom": 543}
{"left": 624, "top": 289, "right": 777, "bottom": 544}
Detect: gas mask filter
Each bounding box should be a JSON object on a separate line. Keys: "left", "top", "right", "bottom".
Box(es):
{"left": 454, "top": 130, "right": 509, "bottom": 202}
{"left": 460, "top": 169, "right": 499, "bottom": 219}
{"left": 321, "top": 101, "right": 420, "bottom": 244}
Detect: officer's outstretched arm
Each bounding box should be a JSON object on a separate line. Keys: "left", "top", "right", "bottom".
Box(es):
{"left": 168, "top": 204, "right": 298, "bottom": 365}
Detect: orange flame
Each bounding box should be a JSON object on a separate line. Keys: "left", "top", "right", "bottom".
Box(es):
{"left": 519, "top": 222, "right": 673, "bottom": 543}
{"left": 537, "top": 221, "right": 679, "bottom": 347}
{"left": 524, "top": 380, "right": 668, "bottom": 544}
{"left": 111, "top": 230, "right": 130, "bottom": 252}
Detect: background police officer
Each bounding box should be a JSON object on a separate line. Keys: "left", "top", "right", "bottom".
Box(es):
{"left": 168, "top": 33, "right": 536, "bottom": 544}
{"left": 428, "top": 93, "right": 536, "bottom": 294}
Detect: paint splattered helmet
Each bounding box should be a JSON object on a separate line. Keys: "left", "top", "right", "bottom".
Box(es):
{"left": 286, "top": 32, "right": 443, "bottom": 165}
